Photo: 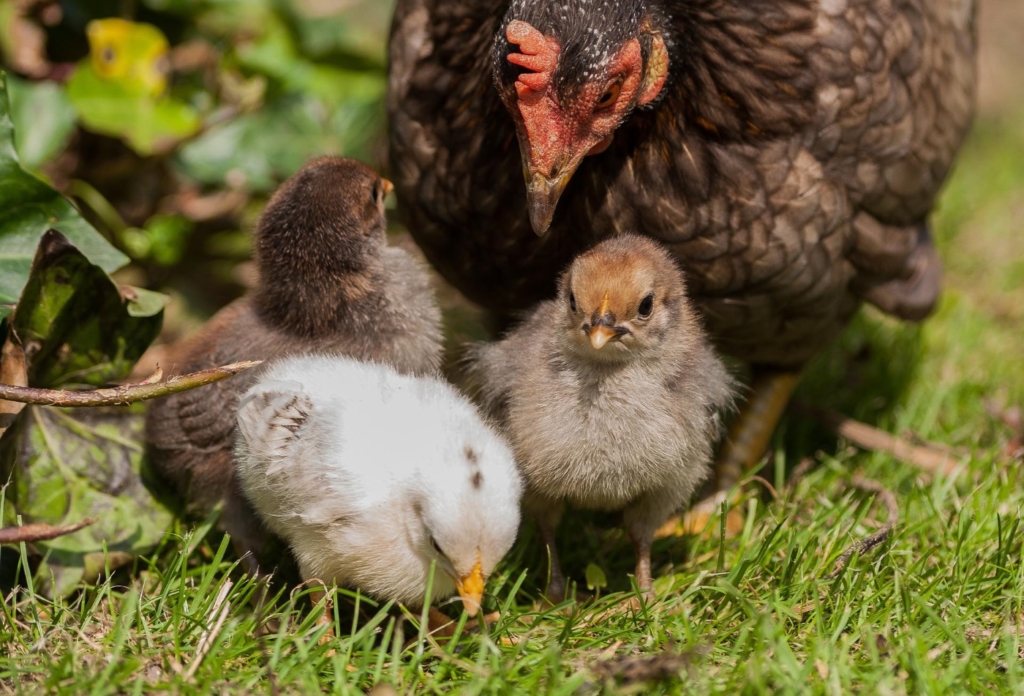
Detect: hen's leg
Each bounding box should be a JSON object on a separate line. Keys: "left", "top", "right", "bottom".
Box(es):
{"left": 659, "top": 368, "right": 802, "bottom": 538}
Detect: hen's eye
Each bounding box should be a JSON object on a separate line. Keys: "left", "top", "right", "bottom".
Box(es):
{"left": 569, "top": 292, "right": 577, "bottom": 312}
{"left": 637, "top": 293, "right": 654, "bottom": 318}
{"left": 595, "top": 81, "right": 621, "bottom": 110}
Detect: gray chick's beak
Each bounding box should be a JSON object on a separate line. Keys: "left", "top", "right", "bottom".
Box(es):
{"left": 587, "top": 314, "right": 629, "bottom": 350}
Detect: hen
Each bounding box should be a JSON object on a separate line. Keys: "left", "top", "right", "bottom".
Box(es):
{"left": 388, "top": 0, "right": 976, "bottom": 515}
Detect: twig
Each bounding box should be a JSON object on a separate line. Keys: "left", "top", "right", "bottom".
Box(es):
{"left": 785, "top": 457, "right": 817, "bottom": 493}
{"left": 185, "top": 579, "right": 233, "bottom": 680}
{"left": 796, "top": 402, "right": 959, "bottom": 477}
{"left": 748, "top": 476, "right": 781, "bottom": 503}
{"left": 0, "top": 518, "right": 95, "bottom": 545}
{"left": 824, "top": 476, "right": 899, "bottom": 580}
{"left": 0, "top": 361, "right": 262, "bottom": 407}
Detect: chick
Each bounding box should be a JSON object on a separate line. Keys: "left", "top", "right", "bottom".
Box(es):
{"left": 145, "top": 157, "right": 443, "bottom": 565}
{"left": 470, "top": 234, "right": 734, "bottom": 600}
{"left": 234, "top": 354, "right": 523, "bottom": 614}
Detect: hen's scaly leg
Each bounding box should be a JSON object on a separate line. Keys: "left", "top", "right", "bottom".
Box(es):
{"left": 658, "top": 368, "right": 802, "bottom": 538}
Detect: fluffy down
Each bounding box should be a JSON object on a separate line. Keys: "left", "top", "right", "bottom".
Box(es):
{"left": 235, "top": 355, "right": 523, "bottom": 611}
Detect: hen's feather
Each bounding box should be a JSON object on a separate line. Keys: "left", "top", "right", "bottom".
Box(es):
{"left": 388, "top": 0, "right": 976, "bottom": 365}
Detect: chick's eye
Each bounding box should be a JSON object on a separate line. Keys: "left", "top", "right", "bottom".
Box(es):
{"left": 430, "top": 536, "right": 443, "bottom": 556}
{"left": 568, "top": 292, "right": 577, "bottom": 312}
{"left": 371, "top": 183, "right": 382, "bottom": 205}
{"left": 637, "top": 293, "right": 654, "bottom": 318}
{"left": 595, "top": 81, "right": 621, "bottom": 110}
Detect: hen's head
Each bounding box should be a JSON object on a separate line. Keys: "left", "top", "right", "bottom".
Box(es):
{"left": 492, "top": 0, "right": 670, "bottom": 234}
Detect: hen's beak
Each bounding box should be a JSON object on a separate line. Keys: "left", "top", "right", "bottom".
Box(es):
{"left": 455, "top": 555, "right": 484, "bottom": 614}
{"left": 526, "top": 168, "right": 575, "bottom": 235}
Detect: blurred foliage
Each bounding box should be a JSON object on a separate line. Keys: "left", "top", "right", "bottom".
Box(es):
{"left": 0, "top": 0, "right": 393, "bottom": 321}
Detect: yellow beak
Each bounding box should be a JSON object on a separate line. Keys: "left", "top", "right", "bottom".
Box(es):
{"left": 455, "top": 555, "right": 484, "bottom": 614}
{"left": 589, "top": 324, "right": 619, "bottom": 350}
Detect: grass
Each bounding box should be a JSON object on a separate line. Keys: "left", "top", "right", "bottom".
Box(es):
{"left": 2, "top": 113, "right": 1023, "bottom": 696}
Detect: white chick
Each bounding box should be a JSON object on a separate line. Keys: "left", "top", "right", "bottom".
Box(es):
{"left": 470, "top": 234, "right": 735, "bottom": 600}
{"left": 234, "top": 354, "right": 523, "bottom": 614}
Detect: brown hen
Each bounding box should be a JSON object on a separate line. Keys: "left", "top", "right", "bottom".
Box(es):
{"left": 388, "top": 0, "right": 977, "bottom": 520}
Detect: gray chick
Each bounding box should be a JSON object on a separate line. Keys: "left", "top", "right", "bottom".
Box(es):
{"left": 145, "top": 156, "right": 443, "bottom": 568}
{"left": 470, "top": 234, "right": 734, "bottom": 600}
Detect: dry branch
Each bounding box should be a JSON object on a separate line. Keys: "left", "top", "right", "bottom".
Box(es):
{"left": 0, "top": 360, "right": 262, "bottom": 407}
{"left": 797, "top": 402, "right": 960, "bottom": 476}
{"left": 824, "top": 476, "right": 899, "bottom": 580}
{"left": 0, "top": 518, "right": 96, "bottom": 545}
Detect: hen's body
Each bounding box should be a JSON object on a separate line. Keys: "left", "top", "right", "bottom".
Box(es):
{"left": 389, "top": 0, "right": 976, "bottom": 365}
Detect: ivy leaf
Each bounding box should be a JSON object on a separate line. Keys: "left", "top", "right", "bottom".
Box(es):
{"left": 5, "top": 75, "right": 76, "bottom": 171}
{"left": 66, "top": 62, "right": 201, "bottom": 155}
{"left": 12, "top": 230, "right": 165, "bottom": 388}
{"left": 0, "top": 71, "right": 129, "bottom": 321}
{"left": 0, "top": 230, "right": 169, "bottom": 597}
{"left": 0, "top": 403, "right": 172, "bottom": 597}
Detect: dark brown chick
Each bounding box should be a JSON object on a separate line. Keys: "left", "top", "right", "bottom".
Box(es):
{"left": 470, "top": 235, "right": 734, "bottom": 600}
{"left": 145, "top": 157, "right": 443, "bottom": 566}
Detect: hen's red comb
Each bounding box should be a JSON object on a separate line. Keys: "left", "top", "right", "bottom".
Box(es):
{"left": 506, "top": 20, "right": 560, "bottom": 95}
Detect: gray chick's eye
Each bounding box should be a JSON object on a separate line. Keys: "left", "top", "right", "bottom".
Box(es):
{"left": 430, "top": 536, "right": 444, "bottom": 556}
{"left": 637, "top": 293, "right": 654, "bottom": 318}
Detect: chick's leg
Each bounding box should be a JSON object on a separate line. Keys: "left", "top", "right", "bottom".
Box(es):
{"left": 659, "top": 368, "right": 802, "bottom": 538}
{"left": 624, "top": 493, "right": 679, "bottom": 600}
{"left": 525, "top": 494, "right": 566, "bottom": 603}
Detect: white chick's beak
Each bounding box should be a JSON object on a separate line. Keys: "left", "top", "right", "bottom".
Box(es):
{"left": 455, "top": 553, "right": 484, "bottom": 614}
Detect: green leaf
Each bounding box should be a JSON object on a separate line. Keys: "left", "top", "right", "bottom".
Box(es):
{"left": 235, "top": 15, "right": 384, "bottom": 106}
{"left": 175, "top": 94, "right": 381, "bottom": 192}
{"left": 0, "top": 71, "right": 129, "bottom": 321}
{"left": 6, "top": 76, "right": 76, "bottom": 171}
{"left": 284, "top": 0, "right": 392, "bottom": 65}
{"left": 0, "top": 232, "right": 170, "bottom": 597}
{"left": 585, "top": 562, "right": 608, "bottom": 592}
{"left": 121, "top": 214, "right": 192, "bottom": 267}
{"left": 12, "top": 230, "right": 165, "bottom": 388}
{"left": 0, "top": 402, "right": 173, "bottom": 597}
{"left": 66, "top": 62, "right": 200, "bottom": 155}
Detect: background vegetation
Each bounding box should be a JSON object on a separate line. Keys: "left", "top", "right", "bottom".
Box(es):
{"left": 0, "top": 0, "right": 1022, "bottom": 692}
